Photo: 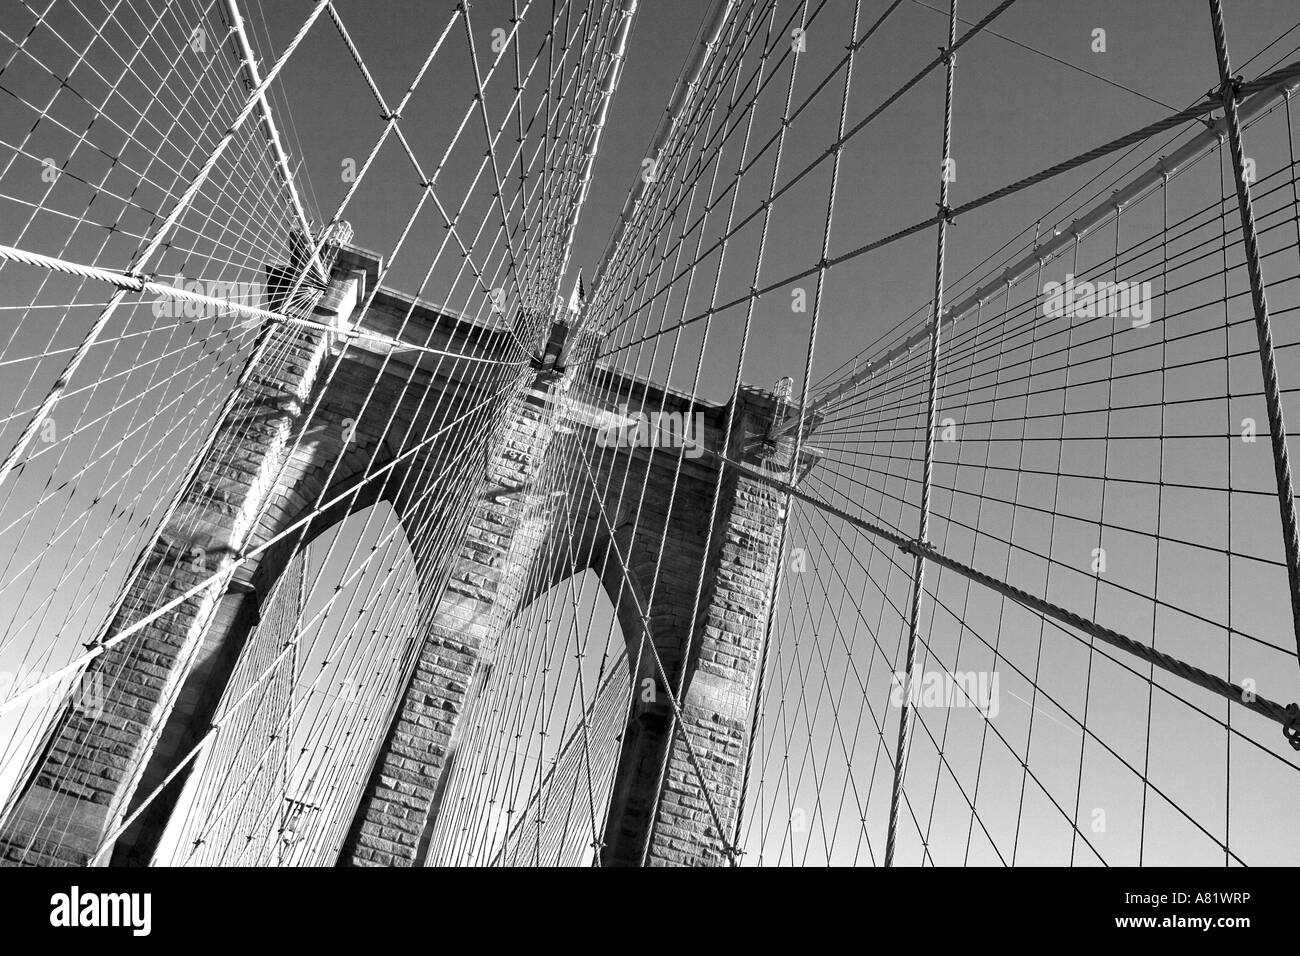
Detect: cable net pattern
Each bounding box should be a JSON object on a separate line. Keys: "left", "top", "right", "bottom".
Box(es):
{"left": 0, "top": 0, "right": 1299, "bottom": 868}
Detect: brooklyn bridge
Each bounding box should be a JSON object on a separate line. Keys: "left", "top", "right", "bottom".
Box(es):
{"left": 0, "top": 0, "right": 1299, "bottom": 867}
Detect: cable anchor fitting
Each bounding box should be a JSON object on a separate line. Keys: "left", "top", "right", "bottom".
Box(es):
{"left": 1285, "top": 703, "right": 1300, "bottom": 751}
{"left": 1208, "top": 75, "right": 1244, "bottom": 104}
{"left": 899, "top": 537, "right": 930, "bottom": 556}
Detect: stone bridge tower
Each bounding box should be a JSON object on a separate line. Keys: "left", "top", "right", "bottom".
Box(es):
{"left": 0, "top": 239, "right": 796, "bottom": 868}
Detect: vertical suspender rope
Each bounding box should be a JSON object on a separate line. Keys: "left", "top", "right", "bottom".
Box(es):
{"left": 885, "top": 0, "right": 958, "bottom": 868}
{"left": 1208, "top": 0, "right": 1300, "bottom": 672}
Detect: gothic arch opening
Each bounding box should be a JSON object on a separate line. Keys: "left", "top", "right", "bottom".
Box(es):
{"left": 418, "top": 568, "right": 631, "bottom": 867}
{"left": 150, "top": 501, "right": 420, "bottom": 866}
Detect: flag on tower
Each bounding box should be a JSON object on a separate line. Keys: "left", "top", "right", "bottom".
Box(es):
{"left": 567, "top": 270, "right": 585, "bottom": 315}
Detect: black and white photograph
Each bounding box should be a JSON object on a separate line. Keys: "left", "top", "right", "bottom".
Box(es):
{"left": 0, "top": 0, "right": 1292, "bottom": 937}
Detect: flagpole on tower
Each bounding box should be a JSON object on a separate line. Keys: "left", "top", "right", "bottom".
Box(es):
{"left": 567, "top": 270, "right": 586, "bottom": 324}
